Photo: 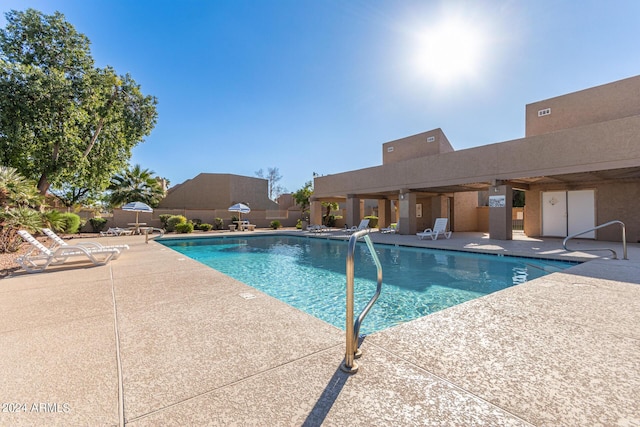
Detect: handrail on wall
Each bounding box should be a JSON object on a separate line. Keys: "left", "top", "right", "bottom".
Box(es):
{"left": 562, "top": 220, "right": 627, "bottom": 260}
{"left": 341, "top": 229, "right": 383, "bottom": 374}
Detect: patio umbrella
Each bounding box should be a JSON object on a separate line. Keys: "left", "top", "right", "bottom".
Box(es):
{"left": 228, "top": 202, "right": 250, "bottom": 221}
{"left": 122, "top": 201, "right": 153, "bottom": 225}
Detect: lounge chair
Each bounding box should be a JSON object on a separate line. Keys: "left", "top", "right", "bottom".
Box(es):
{"left": 307, "top": 224, "right": 329, "bottom": 233}
{"left": 380, "top": 222, "right": 398, "bottom": 234}
{"left": 16, "top": 230, "right": 121, "bottom": 273}
{"left": 42, "top": 228, "right": 129, "bottom": 253}
{"left": 416, "top": 218, "right": 452, "bottom": 240}
{"left": 100, "top": 227, "right": 133, "bottom": 237}
{"left": 345, "top": 219, "right": 370, "bottom": 234}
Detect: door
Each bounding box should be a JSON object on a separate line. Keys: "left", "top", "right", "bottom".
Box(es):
{"left": 542, "top": 190, "right": 595, "bottom": 238}
{"left": 542, "top": 191, "right": 567, "bottom": 237}
{"left": 568, "top": 190, "right": 595, "bottom": 238}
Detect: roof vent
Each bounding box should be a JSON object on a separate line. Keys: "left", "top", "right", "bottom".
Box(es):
{"left": 387, "top": 146, "right": 394, "bottom": 152}
{"left": 427, "top": 136, "right": 435, "bottom": 142}
{"left": 538, "top": 108, "right": 551, "bottom": 117}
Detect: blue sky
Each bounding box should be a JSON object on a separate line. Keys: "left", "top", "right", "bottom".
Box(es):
{"left": 2, "top": 1, "right": 640, "bottom": 194}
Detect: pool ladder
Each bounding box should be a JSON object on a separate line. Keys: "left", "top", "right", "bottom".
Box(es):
{"left": 341, "top": 229, "right": 383, "bottom": 374}
{"left": 562, "top": 220, "right": 628, "bottom": 260}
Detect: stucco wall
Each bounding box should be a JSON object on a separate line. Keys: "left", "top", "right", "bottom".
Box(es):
{"left": 526, "top": 75, "right": 640, "bottom": 137}
{"left": 524, "top": 180, "right": 640, "bottom": 242}
{"left": 315, "top": 113, "right": 640, "bottom": 198}
{"left": 159, "top": 173, "right": 278, "bottom": 211}
{"left": 453, "top": 192, "right": 479, "bottom": 231}
{"left": 382, "top": 129, "right": 454, "bottom": 165}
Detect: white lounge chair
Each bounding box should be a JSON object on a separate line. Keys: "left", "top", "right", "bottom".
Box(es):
{"left": 345, "top": 219, "right": 370, "bottom": 234}
{"left": 416, "top": 218, "right": 452, "bottom": 240}
{"left": 42, "top": 228, "right": 129, "bottom": 253}
{"left": 16, "top": 230, "right": 121, "bottom": 273}
{"left": 380, "top": 222, "right": 398, "bottom": 234}
{"left": 306, "top": 224, "right": 329, "bottom": 233}
{"left": 100, "top": 227, "right": 133, "bottom": 237}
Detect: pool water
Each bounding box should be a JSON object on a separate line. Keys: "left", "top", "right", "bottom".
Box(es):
{"left": 158, "top": 235, "right": 575, "bottom": 334}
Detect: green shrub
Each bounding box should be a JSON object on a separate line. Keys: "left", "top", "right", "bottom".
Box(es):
{"left": 159, "top": 214, "right": 172, "bottom": 229}
{"left": 175, "top": 222, "right": 194, "bottom": 233}
{"left": 89, "top": 217, "right": 108, "bottom": 232}
{"left": 270, "top": 220, "right": 281, "bottom": 229}
{"left": 166, "top": 215, "right": 187, "bottom": 232}
{"left": 59, "top": 213, "right": 82, "bottom": 234}
{"left": 296, "top": 219, "right": 302, "bottom": 229}
{"left": 199, "top": 223, "right": 213, "bottom": 231}
{"left": 364, "top": 215, "right": 378, "bottom": 228}
{"left": 213, "top": 218, "right": 224, "bottom": 230}
{"left": 42, "top": 210, "right": 64, "bottom": 231}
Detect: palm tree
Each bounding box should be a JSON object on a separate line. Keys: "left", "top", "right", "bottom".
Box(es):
{"left": 0, "top": 166, "right": 43, "bottom": 209}
{"left": 0, "top": 166, "right": 44, "bottom": 252}
{"left": 108, "top": 164, "right": 165, "bottom": 207}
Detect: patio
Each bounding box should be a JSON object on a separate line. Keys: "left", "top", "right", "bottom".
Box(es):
{"left": 1, "top": 230, "right": 639, "bottom": 426}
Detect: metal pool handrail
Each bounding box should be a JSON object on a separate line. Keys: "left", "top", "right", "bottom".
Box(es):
{"left": 144, "top": 227, "right": 165, "bottom": 243}
{"left": 562, "top": 220, "right": 627, "bottom": 260}
{"left": 341, "top": 229, "right": 383, "bottom": 374}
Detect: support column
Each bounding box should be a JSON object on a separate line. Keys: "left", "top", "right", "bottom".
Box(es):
{"left": 345, "top": 195, "right": 361, "bottom": 229}
{"left": 431, "top": 195, "right": 448, "bottom": 219}
{"left": 377, "top": 199, "right": 392, "bottom": 228}
{"left": 309, "top": 199, "right": 322, "bottom": 226}
{"left": 489, "top": 184, "right": 513, "bottom": 240}
{"left": 398, "top": 190, "right": 417, "bottom": 235}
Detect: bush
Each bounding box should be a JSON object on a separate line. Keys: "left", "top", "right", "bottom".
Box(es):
{"left": 199, "top": 223, "right": 213, "bottom": 231}
{"left": 42, "top": 210, "right": 64, "bottom": 231}
{"left": 174, "top": 222, "right": 194, "bottom": 233}
{"left": 364, "top": 215, "right": 378, "bottom": 228}
{"left": 323, "top": 215, "right": 337, "bottom": 227}
{"left": 166, "top": 215, "right": 187, "bottom": 232}
{"left": 296, "top": 219, "right": 302, "bottom": 229}
{"left": 213, "top": 218, "right": 224, "bottom": 230}
{"left": 88, "top": 217, "right": 108, "bottom": 232}
{"left": 270, "top": 220, "right": 281, "bottom": 229}
{"left": 59, "top": 213, "right": 82, "bottom": 234}
{"left": 159, "top": 214, "right": 172, "bottom": 229}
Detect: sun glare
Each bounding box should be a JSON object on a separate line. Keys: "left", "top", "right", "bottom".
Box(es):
{"left": 413, "top": 16, "right": 488, "bottom": 87}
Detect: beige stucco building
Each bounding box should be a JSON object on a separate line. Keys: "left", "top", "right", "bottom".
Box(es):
{"left": 153, "top": 173, "right": 285, "bottom": 227}
{"left": 311, "top": 75, "right": 640, "bottom": 242}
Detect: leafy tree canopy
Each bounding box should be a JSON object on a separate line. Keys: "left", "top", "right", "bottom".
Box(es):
{"left": 0, "top": 9, "right": 158, "bottom": 197}
{"left": 293, "top": 180, "right": 313, "bottom": 219}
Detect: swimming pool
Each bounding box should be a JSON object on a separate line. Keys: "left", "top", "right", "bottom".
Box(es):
{"left": 158, "top": 235, "right": 576, "bottom": 334}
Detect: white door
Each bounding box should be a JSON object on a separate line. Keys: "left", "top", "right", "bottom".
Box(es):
{"left": 542, "top": 191, "right": 567, "bottom": 236}
{"left": 542, "top": 190, "right": 596, "bottom": 238}
{"left": 568, "top": 190, "right": 595, "bottom": 238}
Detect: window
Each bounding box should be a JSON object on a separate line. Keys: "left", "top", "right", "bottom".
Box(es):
{"left": 538, "top": 108, "right": 551, "bottom": 117}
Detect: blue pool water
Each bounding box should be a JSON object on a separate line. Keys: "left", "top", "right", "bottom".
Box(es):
{"left": 158, "top": 235, "right": 575, "bottom": 334}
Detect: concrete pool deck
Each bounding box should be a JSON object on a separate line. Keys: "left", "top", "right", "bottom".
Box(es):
{"left": 1, "top": 229, "right": 639, "bottom": 426}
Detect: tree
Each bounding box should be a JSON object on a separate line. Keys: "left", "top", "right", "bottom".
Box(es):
{"left": 322, "top": 201, "right": 339, "bottom": 226}
{"left": 255, "top": 167, "right": 285, "bottom": 200}
{"left": 108, "top": 164, "right": 165, "bottom": 208}
{"left": 0, "top": 165, "right": 42, "bottom": 209}
{"left": 0, "top": 9, "right": 158, "bottom": 197}
{"left": 0, "top": 165, "right": 43, "bottom": 252}
{"left": 292, "top": 180, "right": 313, "bottom": 221}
